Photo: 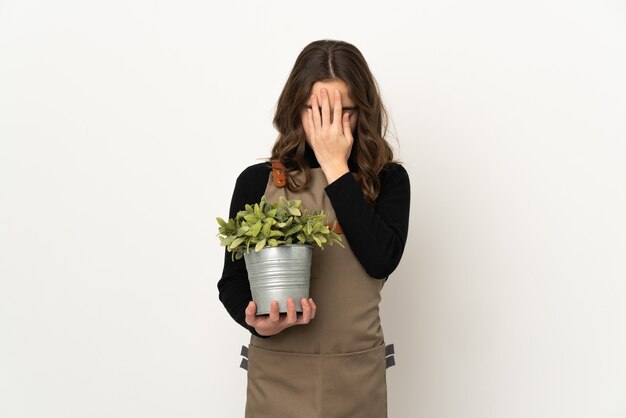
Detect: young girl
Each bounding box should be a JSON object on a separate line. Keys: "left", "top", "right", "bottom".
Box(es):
{"left": 218, "top": 39, "right": 411, "bottom": 418}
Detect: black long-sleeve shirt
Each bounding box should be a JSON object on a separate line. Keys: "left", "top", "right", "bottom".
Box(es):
{"left": 217, "top": 142, "right": 411, "bottom": 337}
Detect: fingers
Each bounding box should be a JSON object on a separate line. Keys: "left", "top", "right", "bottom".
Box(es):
{"left": 244, "top": 301, "right": 258, "bottom": 326}
{"left": 286, "top": 298, "right": 297, "bottom": 324}
{"left": 268, "top": 300, "right": 280, "bottom": 323}
{"left": 333, "top": 89, "right": 343, "bottom": 129}
{"left": 302, "top": 108, "right": 312, "bottom": 141}
{"left": 298, "top": 297, "right": 312, "bottom": 324}
{"left": 310, "top": 94, "right": 321, "bottom": 134}
{"left": 320, "top": 89, "right": 331, "bottom": 128}
{"left": 310, "top": 88, "right": 333, "bottom": 131}
{"left": 342, "top": 108, "right": 353, "bottom": 142}
{"left": 309, "top": 298, "right": 317, "bottom": 319}
{"left": 306, "top": 107, "right": 315, "bottom": 140}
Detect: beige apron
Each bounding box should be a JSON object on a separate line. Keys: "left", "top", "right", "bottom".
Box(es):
{"left": 240, "top": 163, "right": 395, "bottom": 418}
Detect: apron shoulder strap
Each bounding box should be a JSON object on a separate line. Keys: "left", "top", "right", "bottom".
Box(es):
{"left": 269, "top": 159, "right": 344, "bottom": 235}
{"left": 271, "top": 160, "right": 286, "bottom": 188}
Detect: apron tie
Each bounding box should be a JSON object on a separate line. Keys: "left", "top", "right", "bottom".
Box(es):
{"left": 385, "top": 343, "right": 396, "bottom": 369}
{"left": 240, "top": 345, "right": 249, "bottom": 371}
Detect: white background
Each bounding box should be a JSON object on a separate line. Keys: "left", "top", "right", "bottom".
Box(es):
{"left": 1, "top": 1, "right": 625, "bottom": 417}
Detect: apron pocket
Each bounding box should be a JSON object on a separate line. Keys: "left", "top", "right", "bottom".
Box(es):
{"left": 321, "top": 342, "right": 388, "bottom": 418}
{"left": 245, "top": 344, "right": 323, "bottom": 418}
{"left": 244, "top": 342, "right": 388, "bottom": 418}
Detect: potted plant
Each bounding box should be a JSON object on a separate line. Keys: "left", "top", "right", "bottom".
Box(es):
{"left": 217, "top": 195, "right": 344, "bottom": 315}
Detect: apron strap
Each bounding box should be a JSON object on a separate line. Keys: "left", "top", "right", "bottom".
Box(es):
{"left": 240, "top": 344, "right": 249, "bottom": 371}
{"left": 385, "top": 343, "right": 396, "bottom": 369}
{"left": 271, "top": 160, "right": 286, "bottom": 187}
{"left": 329, "top": 221, "right": 344, "bottom": 235}
{"left": 385, "top": 356, "right": 396, "bottom": 368}
{"left": 385, "top": 343, "right": 395, "bottom": 356}
{"left": 269, "top": 159, "right": 344, "bottom": 235}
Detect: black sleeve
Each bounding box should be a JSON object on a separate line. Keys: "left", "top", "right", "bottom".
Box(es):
{"left": 217, "top": 163, "right": 272, "bottom": 338}
{"left": 323, "top": 163, "right": 411, "bottom": 279}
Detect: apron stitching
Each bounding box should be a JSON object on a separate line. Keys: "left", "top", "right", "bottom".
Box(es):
{"left": 248, "top": 341, "right": 386, "bottom": 357}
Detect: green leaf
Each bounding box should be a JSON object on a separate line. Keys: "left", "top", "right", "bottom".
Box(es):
{"left": 262, "top": 221, "right": 272, "bottom": 236}
{"left": 251, "top": 221, "right": 262, "bottom": 237}
{"left": 330, "top": 232, "right": 345, "bottom": 248}
{"left": 285, "top": 224, "right": 303, "bottom": 236}
{"left": 276, "top": 206, "right": 287, "bottom": 219}
{"left": 219, "top": 194, "right": 346, "bottom": 254}
{"left": 219, "top": 235, "right": 235, "bottom": 246}
{"left": 255, "top": 238, "right": 266, "bottom": 252}
{"left": 228, "top": 237, "right": 245, "bottom": 251}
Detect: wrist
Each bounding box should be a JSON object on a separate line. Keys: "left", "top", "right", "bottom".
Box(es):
{"left": 323, "top": 163, "right": 350, "bottom": 184}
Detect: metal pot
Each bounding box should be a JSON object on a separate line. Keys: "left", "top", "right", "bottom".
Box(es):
{"left": 243, "top": 244, "right": 313, "bottom": 315}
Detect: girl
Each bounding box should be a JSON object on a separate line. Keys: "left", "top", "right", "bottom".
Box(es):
{"left": 218, "top": 39, "right": 411, "bottom": 418}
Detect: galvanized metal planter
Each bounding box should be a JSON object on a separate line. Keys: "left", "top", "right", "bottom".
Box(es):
{"left": 243, "top": 244, "right": 313, "bottom": 315}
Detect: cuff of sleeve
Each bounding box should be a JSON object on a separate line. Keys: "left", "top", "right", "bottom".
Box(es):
{"left": 324, "top": 171, "right": 358, "bottom": 196}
